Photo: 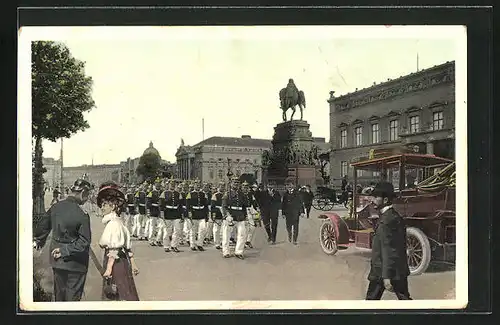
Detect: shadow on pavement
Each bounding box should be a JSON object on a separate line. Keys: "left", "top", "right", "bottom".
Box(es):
{"left": 425, "top": 262, "right": 456, "bottom": 273}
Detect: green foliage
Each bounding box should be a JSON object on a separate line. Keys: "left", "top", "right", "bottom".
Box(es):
{"left": 32, "top": 41, "right": 95, "bottom": 141}
{"left": 136, "top": 153, "right": 162, "bottom": 180}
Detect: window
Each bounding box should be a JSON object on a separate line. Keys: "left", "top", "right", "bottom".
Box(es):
{"left": 209, "top": 169, "right": 214, "bottom": 179}
{"left": 371, "top": 124, "right": 380, "bottom": 144}
{"left": 433, "top": 111, "right": 444, "bottom": 130}
{"left": 389, "top": 120, "right": 399, "bottom": 141}
{"left": 354, "top": 126, "right": 363, "bottom": 146}
{"left": 373, "top": 171, "right": 380, "bottom": 177}
{"left": 217, "top": 169, "right": 223, "bottom": 179}
{"left": 340, "top": 161, "right": 348, "bottom": 177}
{"left": 409, "top": 116, "right": 420, "bottom": 133}
{"left": 340, "top": 129, "right": 347, "bottom": 148}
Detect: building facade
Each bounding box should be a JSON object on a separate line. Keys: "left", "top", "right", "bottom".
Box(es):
{"left": 63, "top": 164, "right": 121, "bottom": 187}
{"left": 42, "top": 157, "right": 62, "bottom": 188}
{"left": 176, "top": 135, "right": 272, "bottom": 184}
{"left": 328, "top": 61, "right": 455, "bottom": 187}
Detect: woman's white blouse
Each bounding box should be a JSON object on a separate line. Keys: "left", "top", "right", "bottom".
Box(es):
{"left": 99, "top": 212, "right": 132, "bottom": 259}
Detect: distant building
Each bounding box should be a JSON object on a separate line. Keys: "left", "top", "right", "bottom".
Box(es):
{"left": 42, "top": 157, "right": 61, "bottom": 188}
{"left": 176, "top": 135, "right": 272, "bottom": 183}
{"left": 176, "top": 135, "right": 329, "bottom": 184}
{"left": 328, "top": 61, "right": 455, "bottom": 187}
{"left": 63, "top": 163, "right": 121, "bottom": 187}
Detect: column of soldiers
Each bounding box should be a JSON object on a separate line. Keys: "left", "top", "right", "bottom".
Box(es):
{"left": 117, "top": 175, "right": 274, "bottom": 259}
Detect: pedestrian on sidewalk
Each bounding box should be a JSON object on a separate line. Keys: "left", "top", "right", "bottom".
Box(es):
{"left": 300, "top": 185, "right": 314, "bottom": 218}
{"left": 33, "top": 178, "right": 92, "bottom": 301}
{"left": 97, "top": 181, "right": 140, "bottom": 301}
{"left": 365, "top": 181, "right": 412, "bottom": 300}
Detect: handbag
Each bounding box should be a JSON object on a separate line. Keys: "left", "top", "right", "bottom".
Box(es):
{"left": 103, "top": 277, "right": 118, "bottom": 300}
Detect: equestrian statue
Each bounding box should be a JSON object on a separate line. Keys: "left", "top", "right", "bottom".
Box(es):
{"left": 279, "top": 78, "right": 306, "bottom": 122}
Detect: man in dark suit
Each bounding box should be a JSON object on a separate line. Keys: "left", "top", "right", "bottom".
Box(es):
{"left": 366, "top": 181, "right": 412, "bottom": 300}
{"left": 260, "top": 182, "right": 282, "bottom": 244}
{"left": 33, "top": 179, "right": 92, "bottom": 301}
{"left": 299, "top": 185, "right": 314, "bottom": 218}
{"left": 281, "top": 182, "right": 305, "bottom": 245}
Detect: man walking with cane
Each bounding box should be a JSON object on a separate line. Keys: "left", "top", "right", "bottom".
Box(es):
{"left": 33, "top": 179, "right": 92, "bottom": 301}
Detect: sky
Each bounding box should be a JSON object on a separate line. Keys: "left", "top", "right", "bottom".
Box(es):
{"left": 26, "top": 26, "right": 460, "bottom": 166}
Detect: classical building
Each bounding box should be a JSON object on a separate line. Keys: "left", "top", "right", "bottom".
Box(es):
{"left": 328, "top": 61, "right": 455, "bottom": 187}
{"left": 176, "top": 135, "right": 272, "bottom": 183}
{"left": 63, "top": 163, "right": 121, "bottom": 187}
{"left": 42, "top": 157, "right": 62, "bottom": 188}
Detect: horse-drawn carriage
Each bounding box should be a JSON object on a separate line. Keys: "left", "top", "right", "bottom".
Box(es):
{"left": 318, "top": 152, "right": 456, "bottom": 276}
{"left": 312, "top": 186, "right": 349, "bottom": 211}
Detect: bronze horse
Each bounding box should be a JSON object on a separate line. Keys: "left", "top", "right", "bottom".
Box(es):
{"left": 279, "top": 88, "right": 306, "bottom": 122}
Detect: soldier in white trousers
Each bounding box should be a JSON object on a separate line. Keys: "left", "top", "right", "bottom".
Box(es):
{"left": 145, "top": 184, "right": 161, "bottom": 245}
{"left": 186, "top": 181, "right": 209, "bottom": 251}
{"left": 241, "top": 181, "right": 259, "bottom": 249}
{"left": 160, "top": 182, "right": 183, "bottom": 253}
{"left": 132, "top": 184, "right": 147, "bottom": 240}
{"left": 210, "top": 182, "right": 226, "bottom": 250}
{"left": 221, "top": 176, "right": 249, "bottom": 259}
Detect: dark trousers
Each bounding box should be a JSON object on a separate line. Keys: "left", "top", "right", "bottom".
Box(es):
{"left": 365, "top": 277, "right": 412, "bottom": 300}
{"left": 262, "top": 210, "right": 278, "bottom": 242}
{"left": 285, "top": 217, "right": 299, "bottom": 242}
{"left": 53, "top": 268, "right": 87, "bottom": 301}
{"left": 305, "top": 204, "right": 312, "bottom": 218}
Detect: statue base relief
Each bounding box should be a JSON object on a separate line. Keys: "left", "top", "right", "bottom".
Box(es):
{"left": 262, "top": 120, "right": 323, "bottom": 190}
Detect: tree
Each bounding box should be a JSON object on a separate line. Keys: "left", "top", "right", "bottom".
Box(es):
{"left": 32, "top": 41, "right": 95, "bottom": 216}
{"left": 136, "top": 153, "right": 162, "bottom": 183}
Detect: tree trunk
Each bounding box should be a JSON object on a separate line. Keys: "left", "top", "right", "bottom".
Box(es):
{"left": 33, "top": 136, "right": 45, "bottom": 217}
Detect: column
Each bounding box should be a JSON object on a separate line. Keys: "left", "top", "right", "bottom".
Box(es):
{"left": 187, "top": 158, "right": 191, "bottom": 180}
{"left": 426, "top": 141, "right": 434, "bottom": 155}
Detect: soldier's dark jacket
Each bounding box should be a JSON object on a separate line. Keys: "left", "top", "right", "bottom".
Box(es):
{"left": 186, "top": 190, "right": 209, "bottom": 220}
{"left": 147, "top": 189, "right": 160, "bottom": 217}
{"left": 126, "top": 192, "right": 136, "bottom": 215}
{"left": 135, "top": 190, "right": 147, "bottom": 215}
{"left": 162, "top": 189, "right": 183, "bottom": 219}
{"left": 368, "top": 207, "right": 411, "bottom": 281}
{"left": 222, "top": 189, "right": 249, "bottom": 222}
{"left": 179, "top": 190, "right": 188, "bottom": 219}
{"left": 34, "top": 196, "right": 91, "bottom": 273}
{"left": 210, "top": 191, "right": 225, "bottom": 219}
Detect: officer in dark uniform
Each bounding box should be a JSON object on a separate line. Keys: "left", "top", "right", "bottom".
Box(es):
{"left": 185, "top": 181, "right": 209, "bottom": 251}
{"left": 365, "top": 181, "right": 412, "bottom": 300}
{"left": 210, "top": 181, "right": 226, "bottom": 250}
{"left": 33, "top": 179, "right": 92, "bottom": 301}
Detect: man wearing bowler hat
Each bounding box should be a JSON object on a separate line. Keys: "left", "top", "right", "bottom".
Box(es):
{"left": 365, "top": 181, "right": 412, "bottom": 300}
{"left": 33, "top": 178, "right": 92, "bottom": 301}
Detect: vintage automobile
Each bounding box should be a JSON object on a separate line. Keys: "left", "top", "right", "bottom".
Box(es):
{"left": 312, "top": 186, "right": 349, "bottom": 211}
{"left": 318, "top": 152, "right": 456, "bottom": 276}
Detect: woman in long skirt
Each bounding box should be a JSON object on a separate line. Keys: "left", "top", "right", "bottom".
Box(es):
{"left": 97, "top": 181, "right": 140, "bottom": 301}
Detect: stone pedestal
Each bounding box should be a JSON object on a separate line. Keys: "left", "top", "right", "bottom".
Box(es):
{"left": 263, "top": 120, "right": 323, "bottom": 190}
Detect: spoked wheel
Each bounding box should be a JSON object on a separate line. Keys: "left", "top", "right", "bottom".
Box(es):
{"left": 323, "top": 201, "right": 335, "bottom": 211}
{"left": 312, "top": 194, "right": 328, "bottom": 210}
{"left": 319, "top": 220, "right": 338, "bottom": 255}
{"left": 406, "top": 227, "right": 432, "bottom": 276}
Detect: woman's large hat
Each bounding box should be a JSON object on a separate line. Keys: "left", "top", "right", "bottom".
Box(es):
{"left": 97, "top": 181, "right": 126, "bottom": 208}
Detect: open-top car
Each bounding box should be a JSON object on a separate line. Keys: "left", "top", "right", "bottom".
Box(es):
{"left": 318, "top": 150, "right": 456, "bottom": 275}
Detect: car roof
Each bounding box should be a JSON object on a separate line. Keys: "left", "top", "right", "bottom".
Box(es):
{"left": 350, "top": 153, "right": 454, "bottom": 171}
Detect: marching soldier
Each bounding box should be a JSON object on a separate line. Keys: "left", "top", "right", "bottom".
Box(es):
{"left": 221, "top": 176, "right": 249, "bottom": 259}
{"left": 242, "top": 181, "right": 259, "bottom": 249}
{"left": 210, "top": 181, "right": 226, "bottom": 250}
{"left": 203, "top": 182, "right": 214, "bottom": 244}
{"left": 132, "top": 184, "right": 147, "bottom": 240}
{"left": 182, "top": 182, "right": 194, "bottom": 245}
{"left": 146, "top": 184, "right": 161, "bottom": 246}
{"left": 160, "top": 182, "right": 183, "bottom": 253}
{"left": 156, "top": 183, "right": 168, "bottom": 247}
{"left": 124, "top": 186, "right": 136, "bottom": 233}
{"left": 185, "top": 181, "right": 209, "bottom": 251}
